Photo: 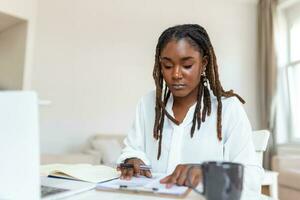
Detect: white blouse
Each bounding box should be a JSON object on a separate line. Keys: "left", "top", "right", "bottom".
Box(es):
{"left": 117, "top": 90, "right": 263, "bottom": 196}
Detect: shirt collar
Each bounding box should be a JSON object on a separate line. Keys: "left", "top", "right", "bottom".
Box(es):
{"left": 165, "top": 94, "right": 197, "bottom": 127}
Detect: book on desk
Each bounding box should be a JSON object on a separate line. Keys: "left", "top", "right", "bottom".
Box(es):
{"left": 40, "top": 164, "right": 120, "bottom": 183}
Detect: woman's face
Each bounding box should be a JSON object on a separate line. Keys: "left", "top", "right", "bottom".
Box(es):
{"left": 160, "top": 38, "right": 208, "bottom": 99}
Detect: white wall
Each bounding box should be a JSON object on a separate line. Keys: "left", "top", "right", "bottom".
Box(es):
{"left": 0, "top": 22, "right": 27, "bottom": 90}
{"left": 33, "top": 0, "right": 260, "bottom": 154}
{"left": 0, "top": 0, "right": 36, "bottom": 20}
{"left": 0, "top": 0, "right": 37, "bottom": 90}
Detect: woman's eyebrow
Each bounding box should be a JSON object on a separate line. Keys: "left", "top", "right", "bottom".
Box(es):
{"left": 160, "top": 56, "right": 194, "bottom": 61}
{"left": 181, "top": 56, "right": 194, "bottom": 61}
{"left": 160, "top": 57, "right": 172, "bottom": 61}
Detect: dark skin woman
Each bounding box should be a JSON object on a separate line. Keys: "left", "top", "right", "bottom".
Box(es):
{"left": 118, "top": 24, "right": 245, "bottom": 188}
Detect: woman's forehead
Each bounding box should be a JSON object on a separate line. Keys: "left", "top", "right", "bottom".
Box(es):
{"left": 160, "top": 39, "right": 201, "bottom": 59}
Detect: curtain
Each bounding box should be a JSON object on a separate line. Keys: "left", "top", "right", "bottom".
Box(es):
{"left": 258, "top": 0, "right": 278, "bottom": 169}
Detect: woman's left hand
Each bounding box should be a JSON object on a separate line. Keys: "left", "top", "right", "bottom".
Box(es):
{"left": 160, "top": 164, "right": 202, "bottom": 188}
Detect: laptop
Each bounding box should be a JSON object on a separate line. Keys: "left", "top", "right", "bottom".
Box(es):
{"left": 41, "top": 176, "right": 95, "bottom": 200}
{"left": 0, "top": 91, "right": 95, "bottom": 200}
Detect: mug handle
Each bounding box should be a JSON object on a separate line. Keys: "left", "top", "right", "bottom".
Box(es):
{"left": 186, "top": 164, "right": 204, "bottom": 195}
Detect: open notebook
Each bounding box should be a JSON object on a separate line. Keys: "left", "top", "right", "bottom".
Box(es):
{"left": 40, "top": 164, "right": 120, "bottom": 183}
{"left": 97, "top": 173, "right": 191, "bottom": 197}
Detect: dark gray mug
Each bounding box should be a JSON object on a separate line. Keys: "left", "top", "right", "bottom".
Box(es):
{"left": 188, "top": 162, "right": 244, "bottom": 200}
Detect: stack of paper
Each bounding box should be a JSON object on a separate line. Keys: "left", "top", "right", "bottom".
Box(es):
{"left": 97, "top": 173, "right": 190, "bottom": 196}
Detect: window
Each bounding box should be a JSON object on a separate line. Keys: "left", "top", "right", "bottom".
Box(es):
{"left": 288, "top": 63, "right": 300, "bottom": 140}
{"left": 290, "top": 21, "right": 300, "bottom": 62}
{"left": 286, "top": 4, "right": 300, "bottom": 141}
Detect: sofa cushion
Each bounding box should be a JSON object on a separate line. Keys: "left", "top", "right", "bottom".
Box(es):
{"left": 41, "top": 153, "right": 100, "bottom": 165}
{"left": 278, "top": 168, "right": 300, "bottom": 190}
{"left": 91, "top": 138, "right": 122, "bottom": 167}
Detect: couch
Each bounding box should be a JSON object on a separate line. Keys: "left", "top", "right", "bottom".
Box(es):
{"left": 41, "top": 134, "right": 125, "bottom": 166}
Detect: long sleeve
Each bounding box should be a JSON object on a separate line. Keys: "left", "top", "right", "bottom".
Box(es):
{"left": 223, "top": 98, "right": 264, "bottom": 198}
{"left": 117, "top": 99, "right": 151, "bottom": 165}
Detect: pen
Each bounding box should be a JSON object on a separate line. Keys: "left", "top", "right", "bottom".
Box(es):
{"left": 118, "top": 163, "right": 152, "bottom": 170}
{"left": 119, "top": 185, "right": 159, "bottom": 192}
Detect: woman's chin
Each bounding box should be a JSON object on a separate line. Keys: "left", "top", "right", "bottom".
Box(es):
{"left": 170, "top": 90, "right": 189, "bottom": 98}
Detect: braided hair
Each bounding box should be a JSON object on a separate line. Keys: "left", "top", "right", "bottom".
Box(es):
{"left": 153, "top": 24, "right": 245, "bottom": 159}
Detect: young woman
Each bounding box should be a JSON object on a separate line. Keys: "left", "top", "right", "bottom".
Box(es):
{"left": 117, "top": 24, "right": 263, "bottom": 196}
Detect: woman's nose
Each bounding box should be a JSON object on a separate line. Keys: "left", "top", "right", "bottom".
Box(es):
{"left": 172, "top": 66, "right": 183, "bottom": 79}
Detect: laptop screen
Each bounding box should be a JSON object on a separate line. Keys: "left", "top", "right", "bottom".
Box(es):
{"left": 0, "top": 91, "right": 40, "bottom": 200}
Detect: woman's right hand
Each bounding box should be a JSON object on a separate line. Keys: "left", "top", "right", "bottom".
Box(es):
{"left": 117, "top": 158, "right": 152, "bottom": 180}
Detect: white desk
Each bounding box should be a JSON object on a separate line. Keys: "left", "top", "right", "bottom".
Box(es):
{"left": 45, "top": 176, "right": 272, "bottom": 200}
{"left": 64, "top": 188, "right": 273, "bottom": 200}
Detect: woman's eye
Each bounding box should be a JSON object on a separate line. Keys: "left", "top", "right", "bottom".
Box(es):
{"left": 183, "top": 65, "right": 192, "bottom": 69}
{"left": 163, "top": 65, "right": 173, "bottom": 69}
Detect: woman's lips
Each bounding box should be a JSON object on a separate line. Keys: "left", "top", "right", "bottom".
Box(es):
{"left": 172, "top": 84, "right": 186, "bottom": 90}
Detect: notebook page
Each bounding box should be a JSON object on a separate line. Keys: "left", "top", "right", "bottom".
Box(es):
{"left": 40, "top": 164, "right": 120, "bottom": 183}
{"left": 40, "top": 164, "right": 91, "bottom": 176}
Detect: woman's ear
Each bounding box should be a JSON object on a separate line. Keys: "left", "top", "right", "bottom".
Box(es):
{"left": 202, "top": 55, "right": 208, "bottom": 70}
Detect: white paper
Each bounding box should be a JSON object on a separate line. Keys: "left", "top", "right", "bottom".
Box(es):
{"left": 97, "top": 173, "right": 189, "bottom": 195}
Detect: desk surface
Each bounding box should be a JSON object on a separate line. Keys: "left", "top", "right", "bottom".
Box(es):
{"left": 64, "top": 188, "right": 273, "bottom": 200}
{"left": 45, "top": 176, "right": 272, "bottom": 200}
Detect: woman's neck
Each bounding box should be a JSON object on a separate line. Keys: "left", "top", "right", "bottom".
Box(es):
{"left": 172, "top": 87, "right": 198, "bottom": 123}
{"left": 173, "top": 86, "right": 198, "bottom": 109}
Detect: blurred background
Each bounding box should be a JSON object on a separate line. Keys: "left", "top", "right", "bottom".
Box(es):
{"left": 0, "top": 0, "right": 299, "bottom": 199}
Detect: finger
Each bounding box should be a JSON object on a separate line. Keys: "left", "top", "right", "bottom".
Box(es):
{"left": 160, "top": 174, "right": 172, "bottom": 183}
{"left": 193, "top": 170, "right": 202, "bottom": 187}
{"left": 167, "top": 168, "right": 184, "bottom": 187}
{"left": 164, "top": 164, "right": 183, "bottom": 185}
{"left": 192, "top": 168, "right": 202, "bottom": 187}
{"left": 189, "top": 175, "right": 196, "bottom": 187}
{"left": 184, "top": 178, "right": 200, "bottom": 187}
{"left": 160, "top": 169, "right": 180, "bottom": 185}
{"left": 193, "top": 175, "right": 201, "bottom": 187}
{"left": 125, "top": 168, "right": 134, "bottom": 180}
{"left": 166, "top": 175, "right": 179, "bottom": 188}
{"left": 139, "top": 169, "right": 144, "bottom": 176}
{"left": 188, "top": 172, "right": 201, "bottom": 187}
{"left": 177, "top": 166, "right": 190, "bottom": 186}
{"left": 144, "top": 170, "right": 152, "bottom": 178}
{"left": 163, "top": 171, "right": 181, "bottom": 188}
{"left": 133, "top": 162, "right": 140, "bottom": 177}
{"left": 120, "top": 168, "right": 127, "bottom": 179}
